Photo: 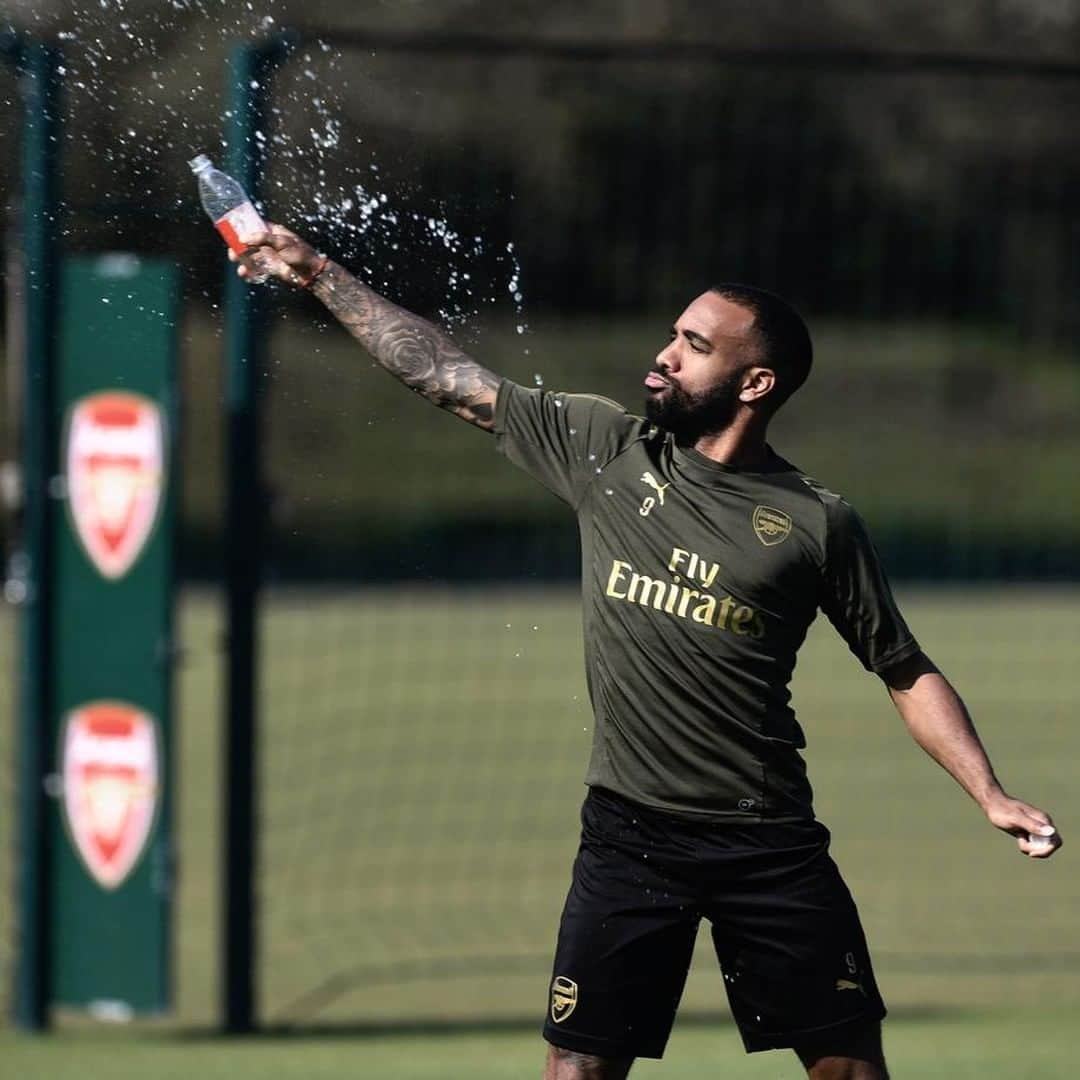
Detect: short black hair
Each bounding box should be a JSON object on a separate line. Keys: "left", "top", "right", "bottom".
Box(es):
{"left": 710, "top": 283, "right": 813, "bottom": 412}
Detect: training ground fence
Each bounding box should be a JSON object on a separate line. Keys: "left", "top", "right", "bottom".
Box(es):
{"left": 1, "top": 29, "right": 1079, "bottom": 1030}
{"left": 183, "top": 35, "right": 1080, "bottom": 585}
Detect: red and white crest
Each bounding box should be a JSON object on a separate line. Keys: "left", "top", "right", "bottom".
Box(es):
{"left": 66, "top": 391, "right": 165, "bottom": 580}
{"left": 62, "top": 702, "right": 160, "bottom": 890}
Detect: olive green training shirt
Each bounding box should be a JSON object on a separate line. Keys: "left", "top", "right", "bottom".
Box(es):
{"left": 494, "top": 380, "right": 921, "bottom": 823}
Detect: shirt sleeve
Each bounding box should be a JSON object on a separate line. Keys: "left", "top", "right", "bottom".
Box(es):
{"left": 494, "top": 380, "right": 645, "bottom": 508}
{"left": 820, "top": 497, "right": 921, "bottom": 673}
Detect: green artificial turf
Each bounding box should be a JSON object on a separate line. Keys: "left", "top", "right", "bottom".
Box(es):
{"left": 1, "top": 1006, "right": 1077, "bottom": 1078}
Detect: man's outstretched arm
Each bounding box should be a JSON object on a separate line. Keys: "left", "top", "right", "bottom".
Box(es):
{"left": 882, "top": 651, "right": 1061, "bottom": 858}
{"left": 233, "top": 223, "right": 502, "bottom": 430}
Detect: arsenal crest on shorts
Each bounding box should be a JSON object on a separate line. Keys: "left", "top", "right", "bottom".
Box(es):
{"left": 61, "top": 702, "right": 160, "bottom": 890}
{"left": 551, "top": 975, "right": 579, "bottom": 1023}
{"left": 65, "top": 391, "right": 165, "bottom": 580}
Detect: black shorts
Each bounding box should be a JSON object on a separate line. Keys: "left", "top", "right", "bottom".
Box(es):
{"left": 543, "top": 788, "right": 886, "bottom": 1059}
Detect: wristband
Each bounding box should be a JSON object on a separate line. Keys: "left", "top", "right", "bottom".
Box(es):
{"left": 297, "top": 254, "right": 330, "bottom": 289}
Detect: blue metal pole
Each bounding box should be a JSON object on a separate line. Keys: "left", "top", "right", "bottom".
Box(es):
{"left": 221, "top": 35, "right": 291, "bottom": 1036}
{"left": 12, "top": 37, "right": 61, "bottom": 1032}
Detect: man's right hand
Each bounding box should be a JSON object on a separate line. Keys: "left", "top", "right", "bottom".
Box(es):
{"left": 230, "top": 223, "right": 329, "bottom": 288}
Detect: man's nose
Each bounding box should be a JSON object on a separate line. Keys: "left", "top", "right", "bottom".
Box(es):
{"left": 656, "top": 341, "right": 679, "bottom": 372}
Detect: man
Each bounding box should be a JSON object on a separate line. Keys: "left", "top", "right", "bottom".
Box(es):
{"left": 232, "top": 226, "right": 1061, "bottom": 1080}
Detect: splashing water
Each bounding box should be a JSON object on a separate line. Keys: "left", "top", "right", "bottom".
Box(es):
{"left": 23, "top": 0, "right": 531, "bottom": 344}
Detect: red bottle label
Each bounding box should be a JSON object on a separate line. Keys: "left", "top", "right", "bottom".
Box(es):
{"left": 214, "top": 201, "right": 266, "bottom": 255}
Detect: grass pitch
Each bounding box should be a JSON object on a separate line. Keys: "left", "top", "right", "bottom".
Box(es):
{"left": 1, "top": 1006, "right": 1078, "bottom": 1079}
{"left": 0, "top": 585, "right": 1077, "bottom": 1077}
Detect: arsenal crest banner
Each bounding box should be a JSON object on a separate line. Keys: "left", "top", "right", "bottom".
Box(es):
{"left": 65, "top": 391, "right": 165, "bottom": 580}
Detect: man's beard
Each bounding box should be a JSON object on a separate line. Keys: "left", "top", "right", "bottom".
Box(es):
{"left": 644, "top": 371, "right": 743, "bottom": 443}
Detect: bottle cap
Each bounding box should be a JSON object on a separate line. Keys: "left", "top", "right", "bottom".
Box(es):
{"left": 188, "top": 154, "right": 212, "bottom": 174}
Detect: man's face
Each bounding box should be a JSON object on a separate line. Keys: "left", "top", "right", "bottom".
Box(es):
{"left": 644, "top": 292, "right": 758, "bottom": 440}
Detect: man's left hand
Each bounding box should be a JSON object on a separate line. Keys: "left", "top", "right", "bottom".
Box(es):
{"left": 983, "top": 792, "right": 1062, "bottom": 858}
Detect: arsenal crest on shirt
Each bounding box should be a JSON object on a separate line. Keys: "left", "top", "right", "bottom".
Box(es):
{"left": 61, "top": 702, "right": 160, "bottom": 890}
{"left": 65, "top": 391, "right": 165, "bottom": 580}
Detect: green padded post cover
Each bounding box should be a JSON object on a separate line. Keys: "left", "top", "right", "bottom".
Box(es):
{"left": 46, "top": 254, "right": 179, "bottom": 1014}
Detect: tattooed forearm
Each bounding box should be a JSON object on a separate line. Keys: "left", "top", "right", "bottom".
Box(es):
{"left": 311, "top": 262, "right": 501, "bottom": 430}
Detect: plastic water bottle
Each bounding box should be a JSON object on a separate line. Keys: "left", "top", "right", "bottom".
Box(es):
{"left": 189, "top": 153, "right": 272, "bottom": 284}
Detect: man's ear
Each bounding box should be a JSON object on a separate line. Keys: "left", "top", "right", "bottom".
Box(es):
{"left": 739, "top": 366, "right": 776, "bottom": 405}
